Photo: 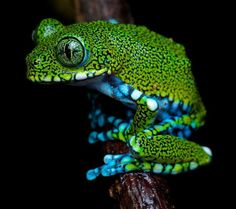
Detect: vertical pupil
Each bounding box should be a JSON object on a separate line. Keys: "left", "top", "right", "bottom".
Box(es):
{"left": 65, "top": 43, "right": 72, "bottom": 60}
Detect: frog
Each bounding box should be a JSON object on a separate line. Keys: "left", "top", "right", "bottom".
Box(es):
{"left": 26, "top": 18, "right": 212, "bottom": 180}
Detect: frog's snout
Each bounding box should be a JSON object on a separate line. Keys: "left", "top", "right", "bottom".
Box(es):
{"left": 26, "top": 47, "right": 61, "bottom": 82}
{"left": 26, "top": 53, "right": 38, "bottom": 69}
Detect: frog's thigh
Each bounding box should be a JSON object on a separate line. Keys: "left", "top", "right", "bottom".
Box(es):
{"left": 128, "top": 134, "right": 212, "bottom": 167}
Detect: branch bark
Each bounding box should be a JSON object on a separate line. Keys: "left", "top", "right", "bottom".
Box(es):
{"left": 50, "top": 0, "right": 174, "bottom": 208}
{"left": 104, "top": 141, "right": 174, "bottom": 209}
{"left": 50, "top": 0, "right": 134, "bottom": 23}
{"left": 109, "top": 173, "right": 174, "bottom": 209}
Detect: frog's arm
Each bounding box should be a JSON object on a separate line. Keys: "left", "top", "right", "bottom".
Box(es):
{"left": 126, "top": 95, "right": 159, "bottom": 134}
{"left": 88, "top": 93, "right": 159, "bottom": 143}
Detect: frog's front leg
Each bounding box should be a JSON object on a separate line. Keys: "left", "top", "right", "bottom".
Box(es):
{"left": 87, "top": 94, "right": 159, "bottom": 180}
{"left": 88, "top": 94, "right": 158, "bottom": 144}
{"left": 126, "top": 94, "right": 159, "bottom": 135}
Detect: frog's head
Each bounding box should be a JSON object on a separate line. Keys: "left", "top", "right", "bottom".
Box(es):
{"left": 26, "top": 18, "right": 113, "bottom": 84}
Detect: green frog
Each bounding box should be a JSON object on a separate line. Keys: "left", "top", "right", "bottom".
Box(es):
{"left": 26, "top": 18, "right": 212, "bottom": 180}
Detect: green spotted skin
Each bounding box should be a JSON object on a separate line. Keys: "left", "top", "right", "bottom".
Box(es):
{"left": 27, "top": 19, "right": 205, "bottom": 116}
{"left": 26, "top": 19, "right": 211, "bottom": 180}
{"left": 111, "top": 24, "right": 194, "bottom": 100}
{"left": 129, "top": 134, "right": 210, "bottom": 165}
{"left": 28, "top": 20, "right": 200, "bottom": 102}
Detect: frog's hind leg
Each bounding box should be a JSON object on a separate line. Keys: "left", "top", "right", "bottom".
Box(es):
{"left": 87, "top": 134, "right": 211, "bottom": 179}
{"left": 128, "top": 133, "right": 212, "bottom": 171}
{"left": 87, "top": 113, "right": 212, "bottom": 179}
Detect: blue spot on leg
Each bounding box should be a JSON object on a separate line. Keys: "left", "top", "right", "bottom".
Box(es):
{"left": 88, "top": 130, "right": 114, "bottom": 144}
{"left": 88, "top": 131, "right": 98, "bottom": 144}
{"left": 108, "top": 18, "right": 119, "bottom": 24}
{"left": 184, "top": 126, "right": 192, "bottom": 138}
{"left": 98, "top": 114, "right": 105, "bottom": 127}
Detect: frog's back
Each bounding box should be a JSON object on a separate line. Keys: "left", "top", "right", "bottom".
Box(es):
{"left": 105, "top": 23, "right": 205, "bottom": 116}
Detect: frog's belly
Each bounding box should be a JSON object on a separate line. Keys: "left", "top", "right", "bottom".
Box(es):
{"left": 88, "top": 74, "right": 137, "bottom": 108}
{"left": 88, "top": 74, "right": 191, "bottom": 119}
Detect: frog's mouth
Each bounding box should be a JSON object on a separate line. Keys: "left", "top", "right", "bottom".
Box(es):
{"left": 72, "top": 68, "right": 109, "bottom": 83}
{"left": 27, "top": 68, "right": 109, "bottom": 85}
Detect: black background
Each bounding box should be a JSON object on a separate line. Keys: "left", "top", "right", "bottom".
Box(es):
{"left": 4, "top": 0, "right": 232, "bottom": 208}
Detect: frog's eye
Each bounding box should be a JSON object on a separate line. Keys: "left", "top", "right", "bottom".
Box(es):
{"left": 56, "top": 37, "right": 85, "bottom": 67}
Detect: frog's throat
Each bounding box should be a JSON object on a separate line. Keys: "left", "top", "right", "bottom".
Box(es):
{"left": 27, "top": 68, "right": 109, "bottom": 83}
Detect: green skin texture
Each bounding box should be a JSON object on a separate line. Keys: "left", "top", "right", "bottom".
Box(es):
{"left": 26, "top": 19, "right": 211, "bottom": 175}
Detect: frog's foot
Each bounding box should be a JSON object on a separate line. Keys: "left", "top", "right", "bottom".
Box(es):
{"left": 88, "top": 117, "right": 129, "bottom": 144}
{"left": 86, "top": 153, "right": 206, "bottom": 180}
{"left": 86, "top": 153, "right": 135, "bottom": 180}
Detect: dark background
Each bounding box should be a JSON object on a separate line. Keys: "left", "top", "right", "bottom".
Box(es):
{"left": 4, "top": 0, "right": 232, "bottom": 208}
